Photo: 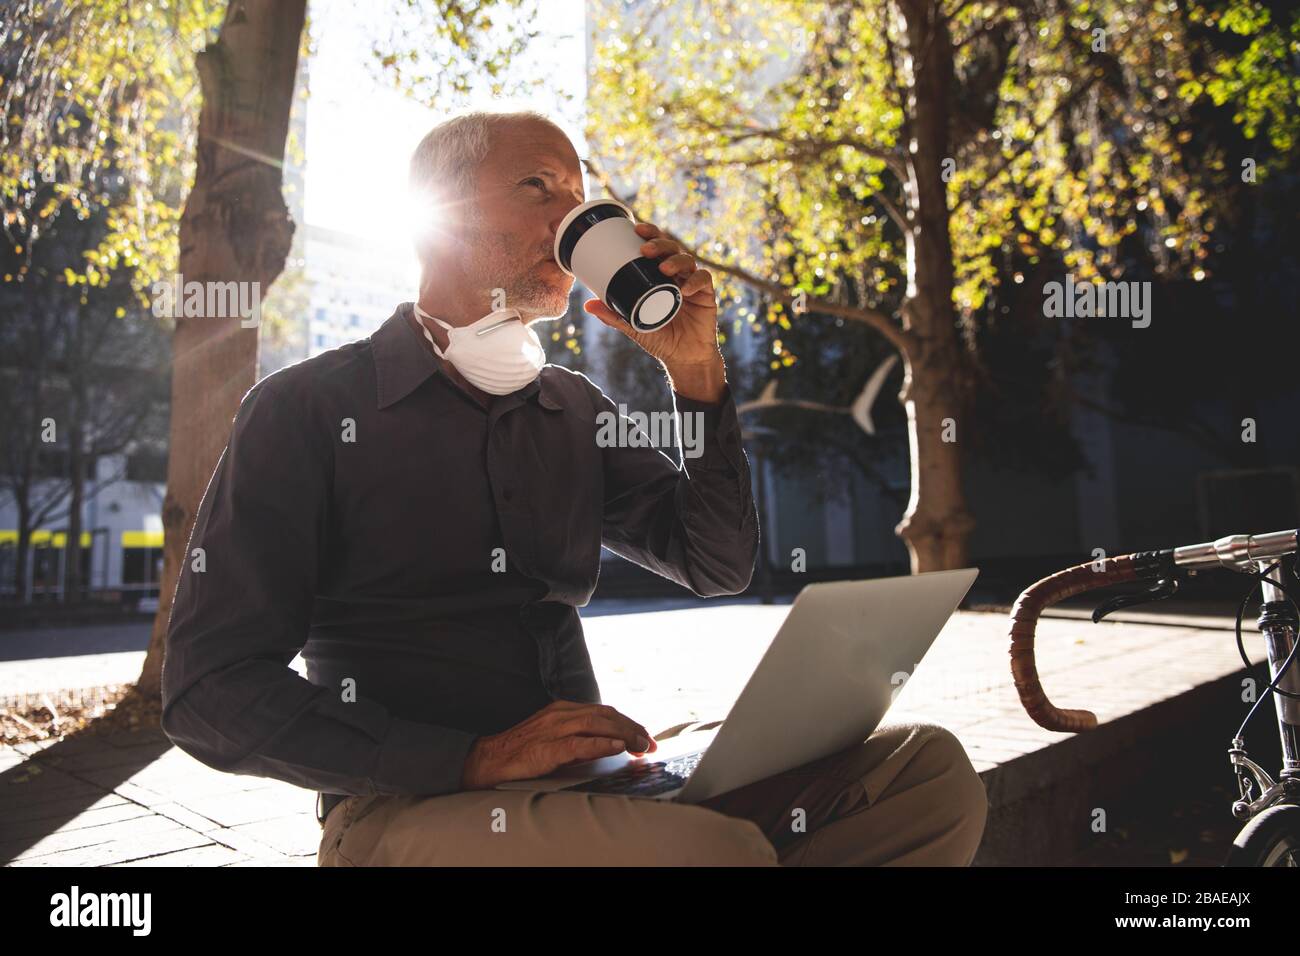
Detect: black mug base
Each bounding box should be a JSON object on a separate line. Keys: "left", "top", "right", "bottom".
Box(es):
{"left": 608, "top": 257, "right": 683, "bottom": 333}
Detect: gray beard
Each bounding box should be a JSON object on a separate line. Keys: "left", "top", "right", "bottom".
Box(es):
{"left": 467, "top": 236, "right": 568, "bottom": 318}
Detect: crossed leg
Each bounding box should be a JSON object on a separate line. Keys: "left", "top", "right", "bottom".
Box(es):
{"left": 318, "top": 720, "right": 986, "bottom": 866}
{"left": 696, "top": 721, "right": 989, "bottom": 866}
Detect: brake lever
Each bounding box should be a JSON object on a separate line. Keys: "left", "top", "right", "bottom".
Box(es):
{"left": 1091, "top": 576, "right": 1182, "bottom": 623}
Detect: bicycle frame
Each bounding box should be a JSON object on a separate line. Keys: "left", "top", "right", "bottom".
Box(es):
{"left": 1230, "top": 562, "right": 1300, "bottom": 822}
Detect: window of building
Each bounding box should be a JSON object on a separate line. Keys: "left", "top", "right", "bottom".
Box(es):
{"left": 121, "top": 547, "right": 163, "bottom": 587}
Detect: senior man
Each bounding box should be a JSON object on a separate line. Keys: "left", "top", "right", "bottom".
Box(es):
{"left": 160, "top": 110, "right": 987, "bottom": 866}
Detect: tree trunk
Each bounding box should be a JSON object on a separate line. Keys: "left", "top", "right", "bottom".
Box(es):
{"left": 13, "top": 504, "right": 31, "bottom": 600}
{"left": 895, "top": 344, "right": 975, "bottom": 570}
{"left": 135, "top": 0, "right": 306, "bottom": 698}
{"left": 892, "top": 0, "right": 975, "bottom": 572}
{"left": 64, "top": 417, "right": 84, "bottom": 602}
{"left": 63, "top": 338, "right": 87, "bottom": 602}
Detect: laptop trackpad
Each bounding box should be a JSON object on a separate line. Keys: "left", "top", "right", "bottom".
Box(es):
{"left": 546, "top": 752, "right": 636, "bottom": 779}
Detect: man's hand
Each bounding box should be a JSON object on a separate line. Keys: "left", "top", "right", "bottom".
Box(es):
{"left": 460, "top": 700, "right": 659, "bottom": 790}
{"left": 583, "top": 221, "right": 726, "bottom": 403}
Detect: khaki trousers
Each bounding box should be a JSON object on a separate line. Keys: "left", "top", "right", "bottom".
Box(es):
{"left": 317, "top": 720, "right": 988, "bottom": 866}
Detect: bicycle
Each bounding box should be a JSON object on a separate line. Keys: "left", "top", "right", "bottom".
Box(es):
{"left": 1006, "top": 528, "right": 1300, "bottom": 866}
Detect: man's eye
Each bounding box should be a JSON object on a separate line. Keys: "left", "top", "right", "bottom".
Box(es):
{"left": 523, "top": 177, "right": 547, "bottom": 191}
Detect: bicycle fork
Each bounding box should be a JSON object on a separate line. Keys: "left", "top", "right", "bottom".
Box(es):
{"left": 1229, "top": 562, "right": 1300, "bottom": 822}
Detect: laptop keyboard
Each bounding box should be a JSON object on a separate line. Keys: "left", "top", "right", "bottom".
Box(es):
{"left": 559, "top": 750, "right": 705, "bottom": 797}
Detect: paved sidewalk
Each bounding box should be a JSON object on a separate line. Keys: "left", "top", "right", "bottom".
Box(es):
{"left": 1, "top": 606, "right": 1253, "bottom": 866}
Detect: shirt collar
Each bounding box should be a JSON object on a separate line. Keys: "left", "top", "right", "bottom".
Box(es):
{"left": 371, "top": 302, "right": 563, "bottom": 412}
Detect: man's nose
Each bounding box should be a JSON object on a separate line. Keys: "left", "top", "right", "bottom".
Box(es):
{"left": 549, "top": 194, "right": 585, "bottom": 240}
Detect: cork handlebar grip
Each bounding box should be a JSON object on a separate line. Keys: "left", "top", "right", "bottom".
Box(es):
{"left": 1008, "top": 554, "right": 1141, "bottom": 732}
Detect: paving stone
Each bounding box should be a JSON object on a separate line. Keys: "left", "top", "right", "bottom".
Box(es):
{"left": 12, "top": 825, "right": 213, "bottom": 867}
{"left": 23, "top": 734, "right": 106, "bottom": 757}
{"left": 954, "top": 722, "right": 1071, "bottom": 750}
{"left": 78, "top": 761, "right": 222, "bottom": 793}
{"left": 2, "top": 757, "right": 80, "bottom": 781}
{"left": 0, "top": 790, "right": 128, "bottom": 826}
{"left": 148, "top": 801, "right": 229, "bottom": 832}
{"left": 180, "top": 788, "right": 314, "bottom": 828}
{"left": 77, "top": 762, "right": 269, "bottom": 798}
{"left": 107, "top": 843, "right": 251, "bottom": 867}
{"left": 3, "top": 807, "right": 188, "bottom": 861}
{"left": 110, "top": 779, "right": 174, "bottom": 807}
{"left": 225, "top": 854, "right": 317, "bottom": 867}
{"left": 30, "top": 741, "right": 166, "bottom": 773}
{"left": 228, "top": 812, "right": 325, "bottom": 857}
{"left": 0, "top": 762, "right": 100, "bottom": 803}
{"left": 200, "top": 825, "right": 293, "bottom": 863}
{"left": 4, "top": 798, "right": 155, "bottom": 843}
{"left": 962, "top": 741, "right": 1036, "bottom": 761}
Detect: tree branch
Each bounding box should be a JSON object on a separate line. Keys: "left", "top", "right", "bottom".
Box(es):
{"left": 686, "top": 119, "right": 908, "bottom": 183}
{"left": 954, "top": 72, "right": 1099, "bottom": 213}
{"left": 875, "top": 189, "right": 910, "bottom": 232}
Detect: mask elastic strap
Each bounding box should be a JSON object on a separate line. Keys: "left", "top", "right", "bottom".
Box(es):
{"left": 413, "top": 302, "right": 451, "bottom": 358}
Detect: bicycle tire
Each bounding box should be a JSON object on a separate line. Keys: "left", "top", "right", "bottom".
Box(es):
{"left": 1223, "top": 803, "right": 1300, "bottom": 867}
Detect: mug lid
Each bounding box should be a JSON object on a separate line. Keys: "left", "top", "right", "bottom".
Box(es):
{"left": 552, "top": 197, "right": 634, "bottom": 276}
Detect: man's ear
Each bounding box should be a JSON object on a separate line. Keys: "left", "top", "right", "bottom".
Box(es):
{"left": 412, "top": 230, "right": 437, "bottom": 268}
{"left": 412, "top": 220, "right": 462, "bottom": 277}
{"left": 407, "top": 185, "right": 462, "bottom": 263}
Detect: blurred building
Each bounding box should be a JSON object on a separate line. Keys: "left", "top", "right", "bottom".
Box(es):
{"left": 300, "top": 224, "right": 416, "bottom": 357}
{"left": 0, "top": 451, "right": 167, "bottom": 604}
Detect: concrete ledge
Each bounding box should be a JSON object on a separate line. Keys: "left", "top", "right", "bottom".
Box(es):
{"left": 973, "top": 671, "right": 1261, "bottom": 865}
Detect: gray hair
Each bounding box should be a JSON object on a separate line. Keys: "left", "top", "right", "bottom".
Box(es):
{"left": 408, "top": 109, "right": 568, "bottom": 215}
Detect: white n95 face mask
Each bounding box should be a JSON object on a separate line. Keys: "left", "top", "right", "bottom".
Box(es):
{"left": 414, "top": 302, "right": 546, "bottom": 396}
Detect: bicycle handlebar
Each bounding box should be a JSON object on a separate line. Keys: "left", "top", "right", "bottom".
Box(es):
{"left": 1172, "top": 529, "right": 1297, "bottom": 571}
{"left": 1008, "top": 529, "right": 1297, "bottom": 733}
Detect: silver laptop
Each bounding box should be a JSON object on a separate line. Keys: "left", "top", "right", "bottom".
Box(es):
{"left": 495, "top": 568, "right": 978, "bottom": 804}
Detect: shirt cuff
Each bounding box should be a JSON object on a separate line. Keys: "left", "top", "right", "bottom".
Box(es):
{"left": 373, "top": 716, "right": 480, "bottom": 796}
{"left": 672, "top": 383, "right": 745, "bottom": 475}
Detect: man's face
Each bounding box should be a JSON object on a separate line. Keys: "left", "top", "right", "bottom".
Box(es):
{"left": 458, "top": 120, "right": 585, "bottom": 321}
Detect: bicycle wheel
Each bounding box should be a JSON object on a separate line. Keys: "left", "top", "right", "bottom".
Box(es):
{"left": 1223, "top": 803, "right": 1300, "bottom": 866}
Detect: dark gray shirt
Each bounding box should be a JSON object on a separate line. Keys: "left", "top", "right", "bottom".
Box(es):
{"left": 160, "top": 302, "right": 758, "bottom": 804}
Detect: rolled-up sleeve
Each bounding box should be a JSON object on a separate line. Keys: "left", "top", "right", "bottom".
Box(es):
{"left": 596, "top": 380, "right": 759, "bottom": 596}
{"left": 160, "top": 382, "right": 479, "bottom": 797}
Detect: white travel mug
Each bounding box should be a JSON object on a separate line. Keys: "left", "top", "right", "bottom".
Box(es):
{"left": 553, "top": 198, "right": 683, "bottom": 333}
